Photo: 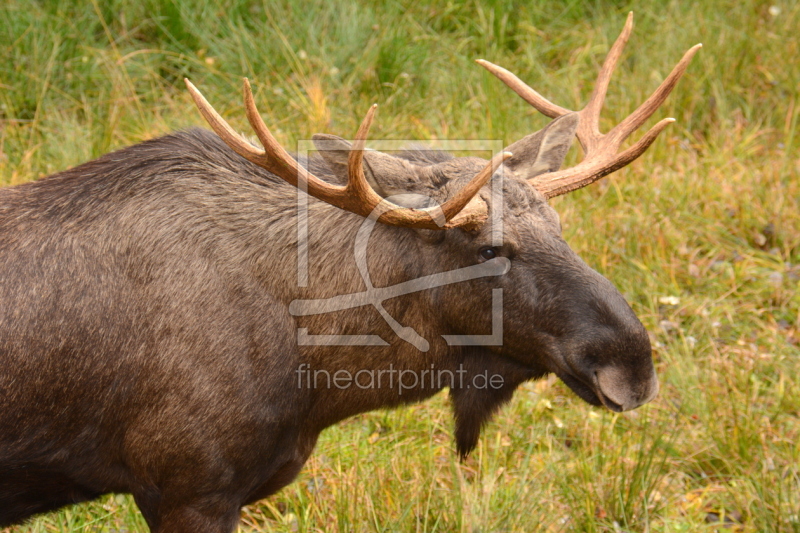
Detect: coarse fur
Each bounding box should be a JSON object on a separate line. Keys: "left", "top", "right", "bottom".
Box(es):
{"left": 0, "top": 115, "right": 656, "bottom": 531}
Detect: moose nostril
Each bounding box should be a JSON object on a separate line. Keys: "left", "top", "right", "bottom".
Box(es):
{"left": 593, "top": 371, "right": 625, "bottom": 412}
{"left": 602, "top": 395, "right": 624, "bottom": 412}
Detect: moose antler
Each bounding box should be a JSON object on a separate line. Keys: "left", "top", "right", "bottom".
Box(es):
{"left": 478, "top": 12, "right": 701, "bottom": 198}
{"left": 185, "top": 78, "right": 511, "bottom": 230}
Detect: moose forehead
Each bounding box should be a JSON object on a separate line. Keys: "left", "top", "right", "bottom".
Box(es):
{"left": 415, "top": 155, "right": 558, "bottom": 225}
{"left": 399, "top": 152, "right": 554, "bottom": 217}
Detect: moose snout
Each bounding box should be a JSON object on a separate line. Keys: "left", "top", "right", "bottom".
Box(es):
{"left": 557, "top": 338, "right": 659, "bottom": 413}
{"left": 582, "top": 313, "right": 659, "bottom": 412}
{"left": 549, "top": 265, "right": 660, "bottom": 412}
{"left": 581, "top": 310, "right": 659, "bottom": 412}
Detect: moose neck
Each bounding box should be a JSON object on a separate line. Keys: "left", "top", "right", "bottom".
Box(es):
{"left": 280, "top": 208, "right": 461, "bottom": 430}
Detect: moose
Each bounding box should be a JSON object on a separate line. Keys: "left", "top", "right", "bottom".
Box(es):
{"left": 0, "top": 15, "right": 699, "bottom": 532}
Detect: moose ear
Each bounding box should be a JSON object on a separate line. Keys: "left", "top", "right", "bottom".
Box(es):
{"left": 313, "top": 133, "right": 395, "bottom": 195}
{"left": 312, "top": 134, "right": 425, "bottom": 202}
{"left": 312, "top": 133, "right": 358, "bottom": 180}
{"left": 503, "top": 112, "right": 579, "bottom": 180}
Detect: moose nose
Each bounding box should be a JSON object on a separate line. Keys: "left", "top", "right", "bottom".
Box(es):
{"left": 594, "top": 366, "right": 659, "bottom": 412}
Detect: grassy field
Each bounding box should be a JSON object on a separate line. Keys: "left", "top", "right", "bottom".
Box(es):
{"left": 1, "top": 0, "right": 799, "bottom": 531}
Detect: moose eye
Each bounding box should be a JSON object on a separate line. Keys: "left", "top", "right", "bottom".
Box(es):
{"left": 478, "top": 247, "right": 498, "bottom": 261}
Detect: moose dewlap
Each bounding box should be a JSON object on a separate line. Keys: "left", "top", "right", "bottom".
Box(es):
{"left": 0, "top": 14, "right": 698, "bottom": 533}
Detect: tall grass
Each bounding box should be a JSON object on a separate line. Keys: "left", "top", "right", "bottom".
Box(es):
{"left": 1, "top": 0, "right": 799, "bottom": 531}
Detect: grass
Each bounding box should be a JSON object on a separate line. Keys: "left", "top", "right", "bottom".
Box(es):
{"left": 1, "top": 0, "right": 799, "bottom": 531}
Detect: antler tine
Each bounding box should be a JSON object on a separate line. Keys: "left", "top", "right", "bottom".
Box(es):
{"left": 240, "top": 78, "right": 348, "bottom": 204}
{"left": 441, "top": 151, "right": 513, "bottom": 221}
{"left": 241, "top": 78, "right": 298, "bottom": 179}
{"left": 476, "top": 59, "right": 569, "bottom": 119}
{"left": 346, "top": 104, "right": 383, "bottom": 209}
{"left": 185, "top": 79, "right": 271, "bottom": 167}
{"left": 582, "top": 12, "right": 634, "bottom": 141}
{"left": 607, "top": 117, "right": 676, "bottom": 171}
{"left": 608, "top": 43, "right": 703, "bottom": 143}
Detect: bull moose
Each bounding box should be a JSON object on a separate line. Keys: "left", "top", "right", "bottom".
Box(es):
{"left": 0, "top": 14, "right": 699, "bottom": 532}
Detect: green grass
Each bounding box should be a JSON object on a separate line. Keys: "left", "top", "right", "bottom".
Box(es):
{"left": 2, "top": 0, "right": 799, "bottom": 531}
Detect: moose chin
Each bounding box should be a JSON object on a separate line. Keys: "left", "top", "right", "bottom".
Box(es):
{"left": 0, "top": 14, "right": 698, "bottom": 532}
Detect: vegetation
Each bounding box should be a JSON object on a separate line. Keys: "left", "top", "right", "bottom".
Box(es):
{"left": 1, "top": 0, "right": 798, "bottom": 530}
